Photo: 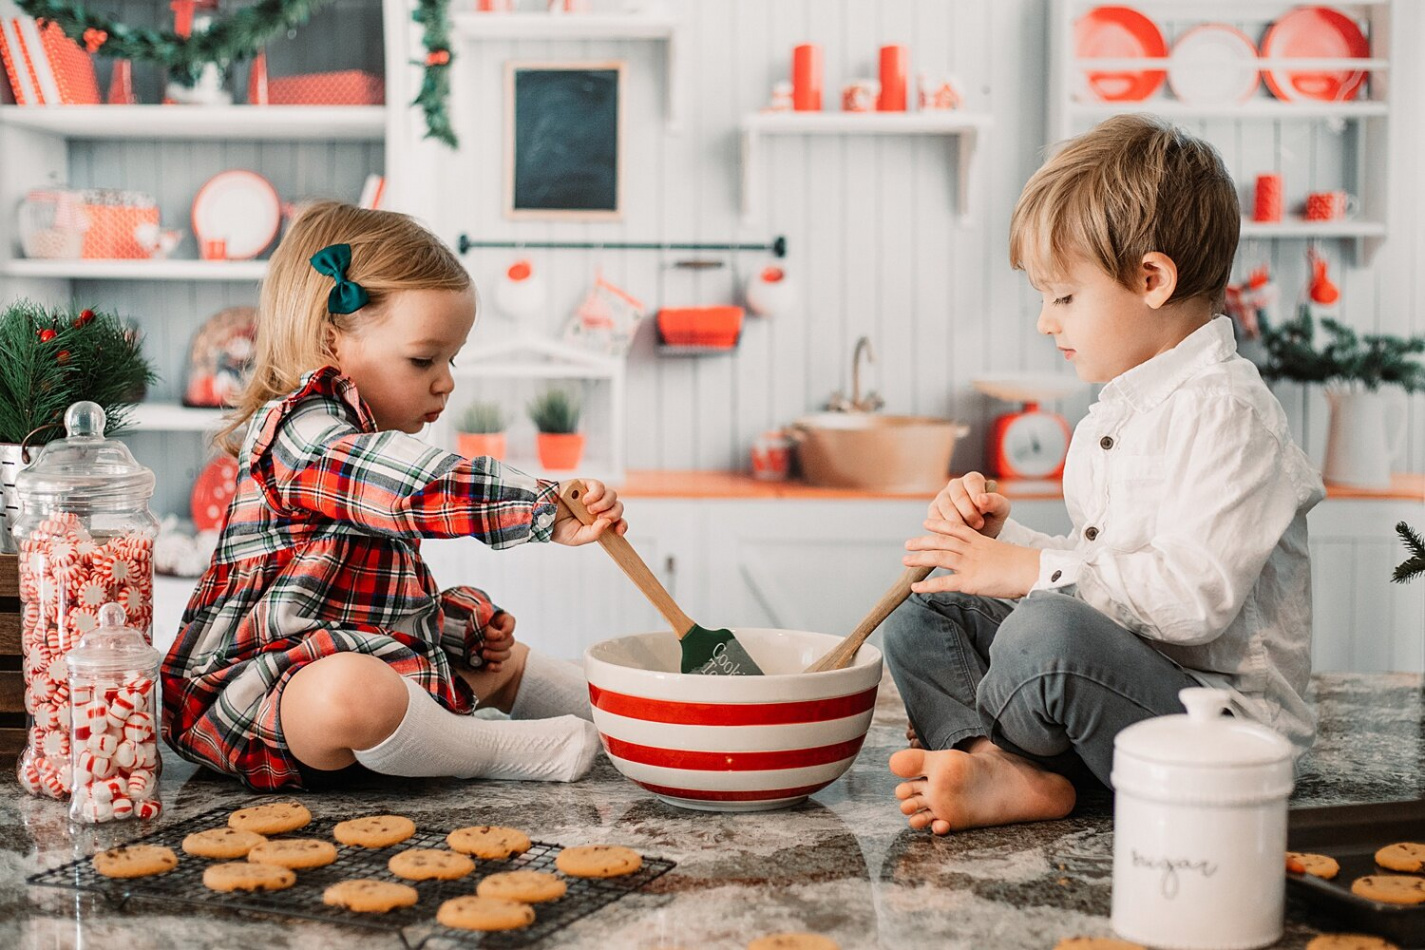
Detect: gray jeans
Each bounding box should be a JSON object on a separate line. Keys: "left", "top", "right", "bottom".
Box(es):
{"left": 881, "top": 588, "right": 1200, "bottom": 787}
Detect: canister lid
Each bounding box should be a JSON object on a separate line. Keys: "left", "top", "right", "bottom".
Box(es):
{"left": 14, "top": 402, "right": 155, "bottom": 505}
{"left": 1112, "top": 688, "right": 1294, "bottom": 805}
{"left": 66, "top": 603, "right": 160, "bottom": 675}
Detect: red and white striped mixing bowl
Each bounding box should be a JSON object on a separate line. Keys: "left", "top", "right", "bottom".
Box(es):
{"left": 584, "top": 628, "right": 882, "bottom": 812}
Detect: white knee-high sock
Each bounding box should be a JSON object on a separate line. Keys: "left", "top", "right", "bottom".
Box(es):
{"left": 510, "top": 650, "right": 594, "bottom": 722}
{"left": 354, "top": 677, "right": 600, "bottom": 782}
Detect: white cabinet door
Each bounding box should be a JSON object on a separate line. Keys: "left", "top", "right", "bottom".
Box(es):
{"left": 421, "top": 501, "right": 700, "bottom": 661}
{"left": 697, "top": 498, "right": 1074, "bottom": 641}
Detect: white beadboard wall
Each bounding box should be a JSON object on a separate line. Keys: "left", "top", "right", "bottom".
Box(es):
{"left": 1, "top": 0, "right": 1422, "bottom": 518}
{"left": 410, "top": 0, "right": 1425, "bottom": 479}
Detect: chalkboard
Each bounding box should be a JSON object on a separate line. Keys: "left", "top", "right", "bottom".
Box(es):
{"left": 505, "top": 62, "right": 624, "bottom": 220}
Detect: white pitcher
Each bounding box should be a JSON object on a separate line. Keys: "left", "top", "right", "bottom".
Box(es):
{"left": 1322, "top": 385, "right": 1408, "bottom": 489}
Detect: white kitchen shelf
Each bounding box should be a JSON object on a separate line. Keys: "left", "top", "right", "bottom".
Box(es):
{"left": 0, "top": 105, "right": 386, "bottom": 141}
{"left": 0, "top": 259, "right": 267, "bottom": 281}
{"left": 739, "top": 111, "right": 994, "bottom": 227}
{"left": 1048, "top": 0, "right": 1392, "bottom": 265}
{"left": 453, "top": 11, "right": 682, "bottom": 128}
{"left": 1240, "top": 218, "right": 1387, "bottom": 239}
{"left": 129, "top": 402, "right": 226, "bottom": 432}
{"left": 1069, "top": 101, "right": 1389, "bottom": 121}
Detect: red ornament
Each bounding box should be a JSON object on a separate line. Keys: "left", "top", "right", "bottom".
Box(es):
{"left": 425, "top": 49, "right": 451, "bottom": 67}
{"left": 74, "top": 308, "right": 95, "bottom": 327}
{"left": 38, "top": 328, "right": 57, "bottom": 343}
{"left": 57, "top": 350, "right": 71, "bottom": 365}
{"left": 82, "top": 28, "right": 107, "bottom": 53}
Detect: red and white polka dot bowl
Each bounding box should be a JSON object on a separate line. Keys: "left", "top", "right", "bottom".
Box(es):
{"left": 584, "top": 628, "right": 882, "bottom": 812}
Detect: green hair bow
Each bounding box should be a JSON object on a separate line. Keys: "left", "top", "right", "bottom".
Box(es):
{"left": 310, "top": 243, "right": 370, "bottom": 315}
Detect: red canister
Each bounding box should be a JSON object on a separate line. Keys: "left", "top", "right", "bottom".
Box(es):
{"left": 878, "top": 44, "right": 908, "bottom": 111}
{"left": 792, "top": 44, "right": 822, "bottom": 111}
{"left": 1253, "top": 173, "right": 1283, "bottom": 223}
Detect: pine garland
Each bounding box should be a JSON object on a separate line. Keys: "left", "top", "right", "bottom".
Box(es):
{"left": 1396, "top": 522, "right": 1425, "bottom": 584}
{"left": 1259, "top": 305, "right": 1425, "bottom": 393}
{"left": 0, "top": 301, "right": 155, "bottom": 446}
{"left": 15, "top": 0, "right": 457, "bottom": 145}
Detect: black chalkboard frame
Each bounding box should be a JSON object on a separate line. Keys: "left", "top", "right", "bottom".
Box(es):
{"left": 504, "top": 60, "right": 626, "bottom": 221}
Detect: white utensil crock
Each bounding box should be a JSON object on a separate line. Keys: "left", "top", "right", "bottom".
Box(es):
{"left": 1322, "top": 386, "right": 1407, "bottom": 489}
{"left": 1110, "top": 687, "right": 1294, "bottom": 950}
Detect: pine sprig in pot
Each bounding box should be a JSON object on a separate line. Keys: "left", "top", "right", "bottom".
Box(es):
{"left": 527, "top": 389, "right": 581, "bottom": 434}
{"left": 458, "top": 401, "right": 507, "bottom": 435}
{"left": 1396, "top": 522, "right": 1425, "bottom": 585}
{"left": 0, "top": 300, "right": 155, "bottom": 446}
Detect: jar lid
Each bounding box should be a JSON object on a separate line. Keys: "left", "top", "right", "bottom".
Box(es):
{"left": 1112, "top": 688, "right": 1294, "bottom": 805}
{"left": 14, "top": 402, "right": 155, "bottom": 506}
{"left": 66, "top": 603, "right": 160, "bottom": 674}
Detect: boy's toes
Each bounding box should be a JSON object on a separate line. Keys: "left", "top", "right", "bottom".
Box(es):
{"left": 930, "top": 818, "right": 952, "bottom": 836}
{"left": 899, "top": 794, "right": 928, "bottom": 816}
{"left": 889, "top": 747, "right": 927, "bottom": 779}
{"left": 906, "top": 810, "right": 935, "bottom": 830}
{"left": 894, "top": 780, "right": 921, "bottom": 801}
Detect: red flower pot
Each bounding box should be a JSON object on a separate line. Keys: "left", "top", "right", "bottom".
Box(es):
{"left": 537, "top": 433, "right": 584, "bottom": 471}
{"left": 458, "top": 432, "right": 506, "bottom": 462}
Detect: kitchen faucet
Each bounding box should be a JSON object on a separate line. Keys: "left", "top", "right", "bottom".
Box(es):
{"left": 827, "top": 336, "right": 885, "bottom": 413}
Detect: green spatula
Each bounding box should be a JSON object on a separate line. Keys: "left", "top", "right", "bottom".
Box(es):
{"left": 559, "top": 480, "right": 764, "bottom": 676}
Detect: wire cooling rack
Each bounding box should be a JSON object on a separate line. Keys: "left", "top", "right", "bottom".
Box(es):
{"left": 27, "top": 804, "right": 676, "bottom": 949}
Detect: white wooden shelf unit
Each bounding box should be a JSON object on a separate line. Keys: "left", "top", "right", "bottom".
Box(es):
{"left": 444, "top": 336, "right": 627, "bottom": 486}
{"left": 0, "top": 105, "right": 386, "bottom": 141}
{"left": 1047, "top": 0, "right": 1392, "bottom": 264}
{"left": 739, "top": 111, "right": 994, "bottom": 227}
{"left": 452, "top": 11, "right": 682, "bottom": 128}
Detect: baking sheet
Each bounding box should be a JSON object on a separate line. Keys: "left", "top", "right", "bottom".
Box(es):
{"left": 1288, "top": 798, "right": 1425, "bottom": 947}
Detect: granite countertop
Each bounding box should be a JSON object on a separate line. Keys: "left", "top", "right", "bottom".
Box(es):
{"left": 2, "top": 672, "right": 1420, "bottom": 950}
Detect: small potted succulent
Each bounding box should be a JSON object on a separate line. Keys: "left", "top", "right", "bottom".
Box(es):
{"left": 528, "top": 388, "right": 583, "bottom": 471}
{"left": 456, "top": 400, "right": 508, "bottom": 462}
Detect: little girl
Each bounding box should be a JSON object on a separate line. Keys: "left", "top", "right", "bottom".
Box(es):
{"left": 162, "top": 201, "right": 625, "bottom": 792}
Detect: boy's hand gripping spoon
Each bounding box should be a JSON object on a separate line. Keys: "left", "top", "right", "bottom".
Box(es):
{"left": 559, "top": 480, "right": 764, "bottom": 676}
{"left": 805, "top": 480, "right": 997, "bottom": 673}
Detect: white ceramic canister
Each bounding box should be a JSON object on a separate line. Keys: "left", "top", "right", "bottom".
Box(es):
{"left": 1110, "top": 687, "right": 1294, "bottom": 950}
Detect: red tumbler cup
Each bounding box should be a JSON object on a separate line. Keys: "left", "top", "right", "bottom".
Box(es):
{"left": 792, "top": 44, "right": 822, "bottom": 111}
{"left": 878, "top": 44, "right": 908, "bottom": 111}
{"left": 1253, "top": 173, "right": 1283, "bottom": 223}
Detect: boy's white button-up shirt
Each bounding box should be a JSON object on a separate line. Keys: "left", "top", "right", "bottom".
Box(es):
{"left": 997, "top": 316, "right": 1325, "bottom": 759}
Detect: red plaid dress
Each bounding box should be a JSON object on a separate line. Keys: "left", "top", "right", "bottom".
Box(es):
{"left": 161, "top": 367, "right": 559, "bottom": 791}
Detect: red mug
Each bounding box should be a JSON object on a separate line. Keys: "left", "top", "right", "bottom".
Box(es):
{"left": 1305, "top": 191, "right": 1357, "bottom": 221}
{"left": 201, "top": 238, "right": 227, "bottom": 261}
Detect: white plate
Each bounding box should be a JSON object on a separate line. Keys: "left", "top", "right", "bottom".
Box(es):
{"left": 191, "top": 170, "right": 281, "bottom": 260}
{"left": 972, "top": 373, "right": 1087, "bottom": 404}
{"left": 1169, "top": 24, "right": 1259, "bottom": 106}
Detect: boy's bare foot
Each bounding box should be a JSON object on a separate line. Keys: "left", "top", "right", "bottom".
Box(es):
{"left": 888, "top": 740, "right": 1076, "bottom": 835}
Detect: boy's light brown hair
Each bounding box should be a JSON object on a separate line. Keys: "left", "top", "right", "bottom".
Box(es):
{"left": 1009, "top": 113, "right": 1239, "bottom": 309}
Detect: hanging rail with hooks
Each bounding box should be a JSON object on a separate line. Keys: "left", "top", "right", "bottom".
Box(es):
{"left": 456, "top": 235, "right": 788, "bottom": 258}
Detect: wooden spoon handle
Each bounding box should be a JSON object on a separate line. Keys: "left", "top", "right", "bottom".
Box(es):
{"left": 804, "top": 565, "right": 932, "bottom": 673}
{"left": 558, "top": 479, "right": 695, "bottom": 639}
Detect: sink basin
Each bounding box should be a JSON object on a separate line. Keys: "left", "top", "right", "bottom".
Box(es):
{"left": 788, "top": 412, "right": 970, "bottom": 493}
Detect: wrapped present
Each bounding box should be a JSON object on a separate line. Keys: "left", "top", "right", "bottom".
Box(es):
{"left": 267, "top": 70, "right": 384, "bottom": 106}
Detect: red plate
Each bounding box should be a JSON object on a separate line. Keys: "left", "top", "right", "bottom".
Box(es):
{"left": 1261, "top": 6, "right": 1369, "bottom": 102}
{"left": 1075, "top": 6, "right": 1168, "bottom": 102}
{"left": 190, "top": 455, "right": 239, "bottom": 532}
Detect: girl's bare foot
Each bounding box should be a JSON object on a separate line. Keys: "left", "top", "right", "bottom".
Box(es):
{"left": 888, "top": 739, "right": 1076, "bottom": 834}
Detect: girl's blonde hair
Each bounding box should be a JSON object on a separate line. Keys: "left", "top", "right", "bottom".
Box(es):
{"left": 218, "top": 200, "right": 471, "bottom": 455}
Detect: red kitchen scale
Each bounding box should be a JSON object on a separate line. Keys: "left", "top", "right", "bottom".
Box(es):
{"left": 973, "top": 374, "right": 1086, "bottom": 480}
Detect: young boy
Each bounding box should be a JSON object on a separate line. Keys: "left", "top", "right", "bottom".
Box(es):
{"left": 882, "top": 114, "right": 1325, "bottom": 835}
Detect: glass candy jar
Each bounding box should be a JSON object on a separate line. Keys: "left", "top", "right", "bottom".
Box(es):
{"left": 67, "top": 604, "right": 163, "bottom": 822}
{"left": 13, "top": 402, "right": 158, "bottom": 799}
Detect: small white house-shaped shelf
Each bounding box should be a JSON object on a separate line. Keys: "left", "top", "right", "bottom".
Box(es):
{"left": 446, "top": 335, "right": 625, "bottom": 486}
